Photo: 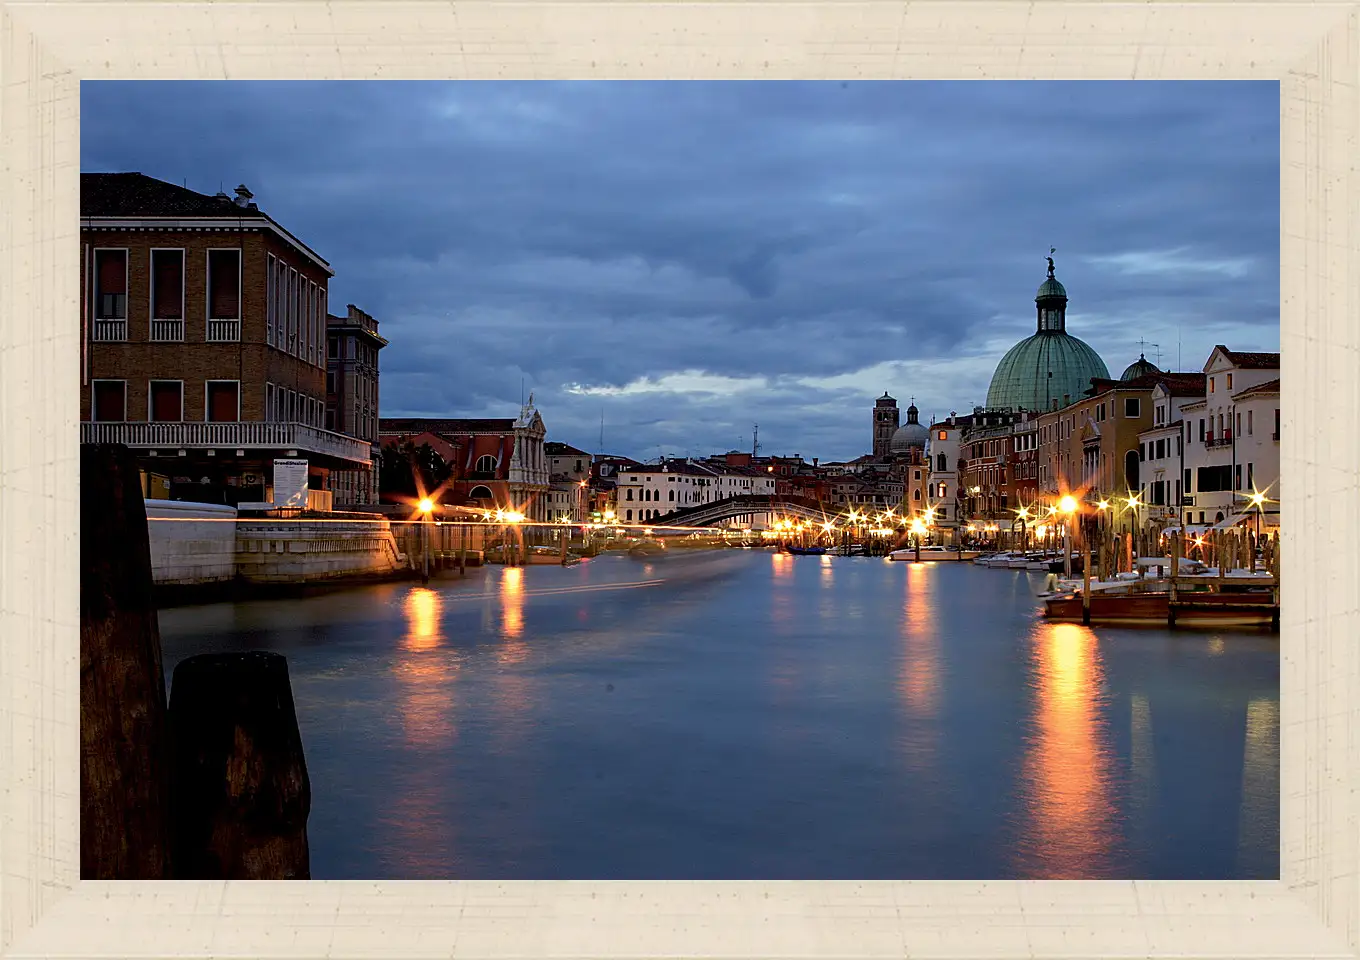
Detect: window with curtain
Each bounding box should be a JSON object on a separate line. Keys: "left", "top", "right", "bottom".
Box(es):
{"left": 207, "top": 250, "right": 240, "bottom": 319}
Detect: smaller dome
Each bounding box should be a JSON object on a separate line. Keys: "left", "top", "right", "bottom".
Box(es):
{"left": 1120, "top": 353, "right": 1161, "bottom": 381}
{"left": 1036, "top": 276, "right": 1067, "bottom": 300}
{"left": 889, "top": 421, "right": 928, "bottom": 454}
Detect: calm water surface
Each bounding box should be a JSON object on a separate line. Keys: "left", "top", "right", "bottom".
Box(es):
{"left": 157, "top": 550, "right": 1279, "bottom": 880}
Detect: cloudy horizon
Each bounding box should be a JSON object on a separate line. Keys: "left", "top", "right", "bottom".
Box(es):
{"left": 81, "top": 80, "right": 1280, "bottom": 462}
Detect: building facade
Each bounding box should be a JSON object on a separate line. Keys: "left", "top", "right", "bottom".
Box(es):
{"left": 926, "top": 413, "right": 969, "bottom": 543}
{"left": 326, "top": 304, "right": 387, "bottom": 505}
{"left": 80, "top": 173, "right": 370, "bottom": 506}
{"left": 1177, "top": 347, "right": 1280, "bottom": 530}
{"left": 1135, "top": 375, "right": 1207, "bottom": 526}
{"left": 544, "top": 441, "right": 592, "bottom": 523}
{"left": 378, "top": 396, "right": 550, "bottom": 521}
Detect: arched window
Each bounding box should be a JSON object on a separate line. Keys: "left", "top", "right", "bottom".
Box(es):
{"left": 626, "top": 509, "right": 633, "bottom": 521}
{"left": 939, "top": 483, "right": 947, "bottom": 498}
{"left": 468, "top": 485, "right": 493, "bottom": 501}
{"left": 1124, "top": 449, "right": 1139, "bottom": 490}
{"left": 937, "top": 453, "right": 947, "bottom": 472}
{"left": 669, "top": 490, "right": 675, "bottom": 502}
{"left": 475, "top": 454, "right": 497, "bottom": 473}
{"left": 626, "top": 488, "right": 634, "bottom": 501}
{"left": 913, "top": 489, "right": 921, "bottom": 501}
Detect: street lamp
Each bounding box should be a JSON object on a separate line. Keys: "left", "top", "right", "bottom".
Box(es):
{"left": 1249, "top": 492, "right": 1268, "bottom": 569}
{"left": 418, "top": 498, "right": 434, "bottom": 583}
{"left": 1058, "top": 494, "right": 1078, "bottom": 577}
{"left": 909, "top": 517, "right": 926, "bottom": 561}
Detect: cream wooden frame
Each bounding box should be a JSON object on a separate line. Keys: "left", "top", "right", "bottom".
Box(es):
{"left": 1, "top": 3, "right": 1349, "bottom": 959}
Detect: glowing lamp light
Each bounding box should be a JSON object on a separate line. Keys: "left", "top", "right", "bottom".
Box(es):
{"left": 503, "top": 510, "right": 526, "bottom": 524}
{"left": 418, "top": 498, "right": 434, "bottom": 514}
{"left": 1058, "top": 495, "right": 1078, "bottom": 515}
{"left": 1096, "top": 500, "right": 1110, "bottom": 511}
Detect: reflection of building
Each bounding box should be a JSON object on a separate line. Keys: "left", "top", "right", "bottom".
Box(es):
{"left": 379, "top": 395, "right": 550, "bottom": 520}
{"left": 326, "top": 304, "right": 387, "bottom": 505}
{"left": 986, "top": 257, "right": 1110, "bottom": 413}
{"left": 80, "top": 172, "right": 371, "bottom": 506}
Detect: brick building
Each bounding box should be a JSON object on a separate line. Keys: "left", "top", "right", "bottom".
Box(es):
{"left": 80, "top": 172, "right": 371, "bottom": 505}
{"left": 378, "top": 397, "right": 550, "bottom": 521}
{"left": 326, "top": 304, "right": 388, "bottom": 505}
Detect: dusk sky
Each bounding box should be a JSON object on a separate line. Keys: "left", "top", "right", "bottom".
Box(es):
{"left": 81, "top": 81, "right": 1279, "bottom": 463}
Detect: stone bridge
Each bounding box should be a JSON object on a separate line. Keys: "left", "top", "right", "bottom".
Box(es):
{"left": 657, "top": 494, "right": 837, "bottom": 528}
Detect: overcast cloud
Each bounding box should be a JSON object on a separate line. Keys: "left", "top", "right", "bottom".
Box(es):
{"left": 81, "top": 81, "right": 1279, "bottom": 462}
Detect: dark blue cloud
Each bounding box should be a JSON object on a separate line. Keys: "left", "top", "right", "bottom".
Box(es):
{"left": 81, "top": 80, "right": 1279, "bottom": 461}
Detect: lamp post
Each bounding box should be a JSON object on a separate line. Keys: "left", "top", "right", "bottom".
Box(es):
{"left": 418, "top": 497, "right": 434, "bottom": 583}
{"left": 1249, "top": 492, "right": 1267, "bottom": 570}
{"left": 910, "top": 518, "right": 926, "bottom": 561}
{"left": 1058, "top": 495, "right": 1078, "bottom": 577}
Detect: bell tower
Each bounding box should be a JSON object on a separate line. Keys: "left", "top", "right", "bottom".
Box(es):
{"left": 873, "top": 392, "right": 899, "bottom": 460}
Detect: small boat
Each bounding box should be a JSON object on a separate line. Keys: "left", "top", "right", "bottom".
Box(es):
{"left": 972, "top": 553, "right": 997, "bottom": 565}
{"left": 786, "top": 545, "right": 828, "bottom": 556}
{"left": 985, "top": 553, "right": 1016, "bottom": 568}
{"left": 1043, "top": 587, "right": 1276, "bottom": 628}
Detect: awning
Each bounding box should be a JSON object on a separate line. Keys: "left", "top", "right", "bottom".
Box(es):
{"left": 1211, "top": 513, "right": 1254, "bottom": 531}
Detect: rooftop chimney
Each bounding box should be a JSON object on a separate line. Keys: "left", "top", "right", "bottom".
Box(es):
{"left": 233, "top": 184, "right": 254, "bottom": 208}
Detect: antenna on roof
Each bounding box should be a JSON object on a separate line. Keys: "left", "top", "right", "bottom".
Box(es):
{"left": 752, "top": 423, "right": 760, "bottom": 458}
{"left": 599, "top": 409, "right": 604, "bottom": 451}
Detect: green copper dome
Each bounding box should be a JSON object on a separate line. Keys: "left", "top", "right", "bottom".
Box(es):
{"left": 986, "top": 333, "right": 1110, "bottom": 411}
{"left": 1036, "top": 276, "right": 1067, "bottom": 300}
{"left": 1120, "top": 354, "right": 1161, "bottom": 381}
{"left": 985, "top": 256, "right": 1110, "bottom": 412}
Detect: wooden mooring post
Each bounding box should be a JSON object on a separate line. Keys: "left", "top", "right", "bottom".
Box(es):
{"left": 1081, "top": 536, "right": 1092, "bottom": 626}
{"left": 1168, "top": 531, "right": 1180, "bottom": 628}
{"left": 80, "top": 443, "right": 173, "bottom": 880}
{"left": 168, "top": 651, "right": 311, "bottom": 880}
{"left": 459, "top": 523, "right": 468, "bottom": 575}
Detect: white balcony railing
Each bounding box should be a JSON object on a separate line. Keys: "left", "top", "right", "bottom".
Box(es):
{"left": 81, "top": 420, "right": 372, "bottom": 465}
{"left": 206, "top": 318, "right": 241, "bottom": 342}
{"left": 150, "top": 318, "right": 184, "bottom": 342}
{"left": 92, "top": 319, "right": 127, "bottom": 342}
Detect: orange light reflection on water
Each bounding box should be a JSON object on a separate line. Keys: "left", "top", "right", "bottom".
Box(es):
{"left": 395, "top": 587, "right": 456, "bottom": 748}
{"left": 1019, "top": 621, "right": 1118, "bottom": 878}
{"left": 498, "top": 566, "right": 529, "bottom": 662}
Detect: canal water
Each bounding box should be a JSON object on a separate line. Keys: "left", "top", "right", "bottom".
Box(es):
{"left": 157, "top": 549, "right": 1279, "bottom": 880}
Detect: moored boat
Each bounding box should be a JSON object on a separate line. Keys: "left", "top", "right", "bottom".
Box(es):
{"left": 1043, "top": 587, "right": 1276, "bottom": 628}
{"left": 786, "top": 545, "right": 828, "bottom": 556}
{"left": 985, "top": 553, "right": 1016, "bottom": 568}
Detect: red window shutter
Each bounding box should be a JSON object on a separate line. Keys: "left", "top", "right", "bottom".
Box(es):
{"left": 151, "top": 382, "right": 182, "bottom": 421}
{"left": 207, "top": 382, "right": 238, "bottom": 422}
{"left": 209, "top": 250, "right": 240, "bottom": 318}
{"left": 152, "top": 252, "right": 183, "bottom": 319}
{"left": 93, "top": 382, "right": 125, "bottom": 422}
{"left": 97, "top": 251, "right": 126, "bottom": 295}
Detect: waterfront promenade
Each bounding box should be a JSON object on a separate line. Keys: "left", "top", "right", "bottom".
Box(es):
{"left": 157, "top": 549, "right": 1279, "bottom": 881}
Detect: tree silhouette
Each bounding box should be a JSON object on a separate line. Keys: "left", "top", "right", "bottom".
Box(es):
{"left": 378, "top": 441, "right": 452, "bottom": 503}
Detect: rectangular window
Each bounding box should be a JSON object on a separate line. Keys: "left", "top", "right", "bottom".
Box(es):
{"left": 151, "top": 250, "right": 184, "bottom": 320}
{"left": 1274, "top": 408, "right": 1280, "bottom": 439}
{"left": 1196, "top": 464, "right": 1234, "bottom": 493}
{"left": 1125, "top": 397, "right": 1140, "bottom": 418}
{"left": 207, "top": 250, "right": 241, "bottom": 319}
{"left": 1184, "top": 468, "right": 1192, "bottom": 494}
{"left": 1235, "top": 464, "right": 1242, "bottom": 490}
{"left": 1226, "top": 373, "right": 1233, "bottom": 390}
{"left": 1210, "top": 377, "right": 1215, "bottom": 394}
{"left": 1247, "top": 410, "right": 1254, "bottom": 435}
{"left": 206, "top": 381, "right": 240, "bottom": 422}
{"left": 1247, "top": 463, "right": 1254, "bottom": 489}
{"left": 1199, "top": 419, "right": 1205, "bottom": 442}
{"left": 94, "top": 249, "right": 128, "bottom": 320}
{"left": 267, "top": 257, "right": 276, "bottom": 346}
{"left": 1236, "top": 412, "right": 1241, "bottom": 437}
{"left": 91, "top": 380, "right": 126, "bottom": 422}
{"left": 149, "top": 380, "right": 183, "bottom": 422}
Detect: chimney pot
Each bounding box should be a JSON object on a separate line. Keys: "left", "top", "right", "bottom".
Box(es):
{"left": 233, "top": 184, "right": 254, "bottom": 207}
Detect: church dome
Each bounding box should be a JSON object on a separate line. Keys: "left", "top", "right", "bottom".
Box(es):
{"left": 985, "top": 256, "right": 1110, "bottom": 412}
{"left": 1120, "top": 353, "right": 1161, "bottom": 381}
{"left": 889, "top": 402, "right": 928, "bottom": 453}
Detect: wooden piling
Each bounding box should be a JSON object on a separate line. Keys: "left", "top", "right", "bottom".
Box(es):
{"left": 459, "top": 523, "right": 467, "bottom": 575}
{"left": 1082, "top": 538, "right": 1092, "bottom": 626}
{"left": 1168, "top": 532, "right": 1179, "bottom": 628}
{"left": 80, "top": 443, "right": 173, "bottom": 880}
{"left": 168, "top": 651, "right": 311, "bottom": 880}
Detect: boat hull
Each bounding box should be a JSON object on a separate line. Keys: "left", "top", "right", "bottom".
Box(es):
{"left": 1043, "top": 590, "right": 1277, "bottom": 628}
